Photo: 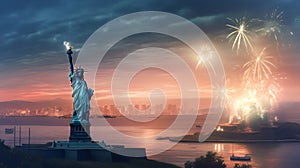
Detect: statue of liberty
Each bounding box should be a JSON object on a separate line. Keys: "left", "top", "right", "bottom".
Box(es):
{"left": 64, "top": 42, "right": 94, "bottom": 124}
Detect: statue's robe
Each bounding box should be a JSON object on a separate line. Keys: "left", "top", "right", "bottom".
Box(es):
{"left": 71, "top": 76, "right": 92, "bottom": 123}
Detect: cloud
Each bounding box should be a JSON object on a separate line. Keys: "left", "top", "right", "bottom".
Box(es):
{"left": 0, "top": 0, "right": 299, "bottom": 101}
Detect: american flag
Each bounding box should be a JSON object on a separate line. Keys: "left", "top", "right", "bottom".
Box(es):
{"left": 5, "top": 128, "right": 14, "bottom": 134}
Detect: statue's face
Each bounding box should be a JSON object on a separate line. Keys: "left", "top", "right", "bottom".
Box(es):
{"left": 76, "top": 69, "right": 84, "bottom": 78}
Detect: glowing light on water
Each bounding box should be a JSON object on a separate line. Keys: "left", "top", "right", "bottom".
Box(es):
{"left": 214, "top": 144, "right": 224, "bottom": 152}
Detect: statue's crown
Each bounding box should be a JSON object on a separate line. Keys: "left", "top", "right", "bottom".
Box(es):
{"left": 75, "top": 66, "right": 85, "bottom": 72}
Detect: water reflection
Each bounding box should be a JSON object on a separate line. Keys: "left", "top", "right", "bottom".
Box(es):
{"left": 214, "top": 143, "right": 224, "bottom": 152}
{"left": 1, "top": 125, "right": 299, "bottom": 168}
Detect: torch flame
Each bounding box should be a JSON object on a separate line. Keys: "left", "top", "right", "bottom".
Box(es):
{"left": 63, "top": 41, "right": 72, "bottom": 50}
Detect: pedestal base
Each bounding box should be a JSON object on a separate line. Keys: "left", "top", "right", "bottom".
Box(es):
{"left": 69, "top": 121, "right": 91, "bottom": 142}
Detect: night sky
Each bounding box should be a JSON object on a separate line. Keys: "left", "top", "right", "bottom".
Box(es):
{"left": 0, "top": 0, "right": 299, "bottom": 103}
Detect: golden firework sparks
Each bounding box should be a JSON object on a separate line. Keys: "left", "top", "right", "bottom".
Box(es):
{"left": 257, "top": 9, "right": 284, "bottom": 43}
{"left": 243, "top": 48, "right": 276, "bottom": 81}
{"left": 226, "top": 17, "right": 254, "bottom": 54}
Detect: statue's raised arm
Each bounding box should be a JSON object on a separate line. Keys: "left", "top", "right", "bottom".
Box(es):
{"left": 64, "top": 41, "right": 74, "bottom": 78}
{"left": 67, "top": 48, "right": 74, "bottom": 76}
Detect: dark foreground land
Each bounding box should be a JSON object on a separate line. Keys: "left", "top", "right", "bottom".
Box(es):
{"left": 0, "top": 141, "right": 179, "bottom": 168}
{"left": 170, "top": 122, "right": 300, "bottom": 143}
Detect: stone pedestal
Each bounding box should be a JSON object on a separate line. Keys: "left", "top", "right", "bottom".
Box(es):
{"left": 69, "top": 121, "right": 91, "bottom": 142}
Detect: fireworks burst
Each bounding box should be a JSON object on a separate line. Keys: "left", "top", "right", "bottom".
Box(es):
{"left": 195, "top": 44, "right": 216, "bottom": 75}
{"left": 266, "top": 82, "right": 281, "bottom": 108}
{"left": 195, "top": 57, "right": 203, "bottom": 70}
{"left": 243, "top": 48, "right": 276, "bottom": 81}
{"left": 257, "top": 9, "right": 284, "bottom": 42}
{"left": 221, "top": 86, "right": 238, "bottom": 123}
{"left": 226, "top": 17, "right": 254, "bottom": 54}
{"left": 222, "top": 10, "right": 289, "bottom": 125}
{"left": 228, "top": 47, "right": 279, "bottom": 123}
{"left": 222, "top": 87, "right": 236, "bottom": 105}
{"left": 232, "top": 80, "right": 281, "bottom": 123}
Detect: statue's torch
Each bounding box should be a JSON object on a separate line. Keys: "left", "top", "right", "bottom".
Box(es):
{"left": 63, "top": 41, "right": 74, "bottom": 76}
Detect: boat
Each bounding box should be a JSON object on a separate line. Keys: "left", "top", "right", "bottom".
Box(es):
{"left": 230, "top": 154, "right": 251, "bottom": 161}
{"left": 234, "top": 163, "right": 252, "bottom": 168}
{"left": 230, "top": 144, "right": 251, "bottom": 161}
